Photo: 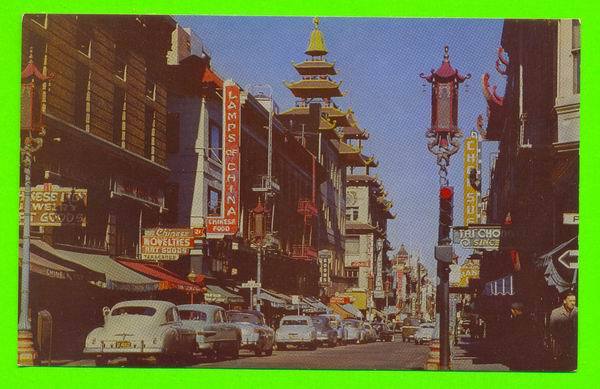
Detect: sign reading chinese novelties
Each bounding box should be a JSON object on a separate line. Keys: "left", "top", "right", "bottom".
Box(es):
{"left": 140, "top": 228, "right": 194, "bottom": 261}
{"left": 452, "top": 225, "right": 515, "bottom": 250}
{"left": 463, "top": 134, "right": 479, "bottom": 226}
{"left": 19, "top": 184, "right": 87, "bottom": 226}
{"left": 207, "top": 80, "right": 242, "bottom": 236}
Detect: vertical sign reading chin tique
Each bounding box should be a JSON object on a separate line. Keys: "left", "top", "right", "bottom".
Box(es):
{"left": 463, "top": 134, "right": 479, "bottom": 225}
{"left": 207, "top": 80, "right": 241, "bottom": 235}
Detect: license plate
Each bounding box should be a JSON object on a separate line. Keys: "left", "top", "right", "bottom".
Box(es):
{"left": 115, "top": 341, "right": 131, "bottom": 348}
{"left": 289, "top": 334, "right": 298, "bottom": 338}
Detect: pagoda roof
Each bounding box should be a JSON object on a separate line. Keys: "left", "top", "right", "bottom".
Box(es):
{"left": 347, "top": 174, "right": 378, "bottom": 184}
{"left": 293, "top": 60, "right": 337, "bottom": 76}
{"left": 319, "top": 116, "right": 343, "bottom": 139}
{"left": 420, "top": 46, "right": 470, "bottom": 83}
{"left": 337, "top": 142, "right": 372, "bottom": 167}
{"left": 284, "top": 79, "right": 344, "bottom": 98}
{"left": 306, "top": 17, "right": 328, "bottom": 57}
{"left": 278, "top": 105, "right": 352, "bottom": 127}
{"left": 342, "top": 125, "right": 369, "bottom": 140}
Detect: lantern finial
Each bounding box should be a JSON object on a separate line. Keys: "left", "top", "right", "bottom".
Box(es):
{"left": 443, "top": 46, "right": 449, "bottom": 62}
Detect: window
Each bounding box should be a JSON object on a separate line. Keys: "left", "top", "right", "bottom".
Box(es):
{"left": 114, "top": 45, "right": 127, "bottom": 80}
{"left": 30, "top": 14, "right": 48, "bottom": 29}
{"left": 164, "top": 183, "right": 179, "bottom": 226}
{"left": 346, "top": 206, "right": 359, "bottom": 221}
{"left": 214, "top": 310, "right": 224, "bottom": 323}
{"left": 208, "top": 120, "right": 222, "bottom": 162}
{"left": 74, "top": 63, "right": 91, "bottom": 131}
{"left": 112, "top": 88, "right": 125, "bottom": 146}
{"left": 207, "top": 186, "right": 221, "bottom": 216}
{"left": 572, "top": 20, "right": 580, "bottom": 94}
{"left": 165, "top": 308, "right": 175, "bottom": 323}
{"left": 166, "top": 112, "right": 180, "bottom": 153}
{"left": 76, "top": 25, "right": 91, "bottom": 57}
{"left": 345, "top": 236, "right": 360, "bottom": 254}
{"left": 145, "top": 77, "right": 156, "bottom": 100}
{"left": 144, "top": 106, "right": 155, "bottom": 160}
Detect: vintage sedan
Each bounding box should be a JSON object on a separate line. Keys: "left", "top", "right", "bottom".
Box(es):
{"left": 341, "top": 319, "right": 366, "bottom": 344}
{"left": 373, "top": 322, "right": 394, "bottom": 342}
{"left": 311, "top": 316, "right": 338, "bottom": 347}
{"left": 362, "top": 322, "right": 378, "bottom": 343}
{"left": 226, "top": 310, "right": 275, "bottom": 356}
{"left": 275, "top": 315, "right": 317, "bottom": 350}
{"left": 318, "top": 314, "right": 347, "bottom": 344}
{"left": 83, "top": 300, "right": 196, "bottom": 366}
{"left": 414, "top": 322, "right": 436, "bottom": 345}
{"left": 177, "top": 304, "right": 241, "bottom": 360}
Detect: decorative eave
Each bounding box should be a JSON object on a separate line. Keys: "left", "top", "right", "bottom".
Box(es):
{"left": 420, "top": 46, "right": 471, "bottom": 84}
{"left": 337, "top": 141, "right": 370, "bottom": 166}
{"left": 284, "top": 79, "right": 344, "bottom": 98}
{"left": 363, "top": 155, "right": 378, "bottom": 168}
{"left": 319, "top": 116, "right": 343, "bottom": 139}
{"left": 482, "top": 73, "right": 504, "bottom": 107}
{"left": 277, "top": 105, "right": 352, "bottom": 128}
{"left": 293, "top": 60, "right": 337, "bottom": 76}
{"left": 342, "top": 125, "right": 369, "bottom": 140}
{"left": 346, "top": 174, "right": 378, "bottom": 185}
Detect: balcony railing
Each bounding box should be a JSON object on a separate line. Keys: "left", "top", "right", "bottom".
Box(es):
{"left": 291, "top": 244, "right": 317, "bottom": 261}
{"left": 297, "top": 198, "right": 317, "bottom": 218}
{"left": 52, "top": 228, "right": 108, "bottom": 252}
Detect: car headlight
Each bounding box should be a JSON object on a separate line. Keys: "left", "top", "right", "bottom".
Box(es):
{"left": 153, "top": 337, "right": 158, "bottom": 345}
{"left": 90, "top": 338, "right": 96, "bottom": 345}
{"left": 254, "top": 328, "right": 261, "bottom": 334}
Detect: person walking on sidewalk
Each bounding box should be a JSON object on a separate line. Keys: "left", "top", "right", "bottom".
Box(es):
{"left": 549, "top": 292, "right": 577, "bottom": 371}
{"left": 504, "top": 302, "right": 537, "bottom": 371}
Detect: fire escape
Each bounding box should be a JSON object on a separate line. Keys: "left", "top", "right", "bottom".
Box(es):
{"left": 291, "top": 158, "right": 318, "bottom": 260}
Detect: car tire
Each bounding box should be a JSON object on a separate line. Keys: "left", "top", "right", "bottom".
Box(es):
{"left": 94, "top": 356, "right": 108, "bottom": 367}
{"left": 276, "top": 343, "right": 286, "bottom": 351}
{"left": 126, "top": 356, "right": 141, "bottom": 366}
{"left": 264, "top": 346, "right": 273, "bottom": 356}
{"left": 309, "top": 341, "right": 317, "bottom": 351}
{"left": 230, "top": 341, "right": 240, "bottom": 360}
{"left": 254, "top": 345, "right": 263, "bottom": 357}
{"left": 157, "top": 354, "right": 174, "bottom": 366}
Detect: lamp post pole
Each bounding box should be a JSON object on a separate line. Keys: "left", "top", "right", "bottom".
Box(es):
{"left": 19, "top": 47, "right": 52, "bottom": 366}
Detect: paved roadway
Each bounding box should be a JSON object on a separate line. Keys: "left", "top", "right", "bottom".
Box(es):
{"left": 65, "top": 337, "right": 431, "bottom": 370}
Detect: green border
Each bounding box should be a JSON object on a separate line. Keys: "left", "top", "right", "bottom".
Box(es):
{"left": 2, "top": 1, "right": 598, "bottom": 387}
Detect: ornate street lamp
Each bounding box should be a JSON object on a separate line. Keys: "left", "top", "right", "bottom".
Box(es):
{"left": 19, "top": 47, "right": 53, "bottom": 366}
{"left": 420, "top": 46, "right": 469, "bottom": 371}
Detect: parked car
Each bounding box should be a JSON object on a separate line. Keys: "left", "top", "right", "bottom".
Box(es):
{"left": 318, "top": 314, "right": 347, "bottom": 344}
{"left": 401, "top": 318, "right": 421, "bottom": 342}
{"left": 177, "top": 304, "right": 241, "bottom": 360}
{"left": 341, "top": 319, "right": 366, "bottom": 344}
{"left": 275, "top": 315, "right": 317, "bottom": 350}
{"left": 83, "top": 300, "right": 196, "bottom": 366}
{"left": 414, "top": 322, "right": 436, "bottom": 345}
{"left": 311, "top": 316, "right": 338, "bottom": 347}
{"left": 362, "top": 322, "right": 378, "bottom": 343}
{"left": 373, "top": 322, "right": 394, "bottom": 342}
{"left": 227, "top": 309, "right": 274, "bottom": 356}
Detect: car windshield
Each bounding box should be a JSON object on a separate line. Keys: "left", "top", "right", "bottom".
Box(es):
{"left": 229, "top": 312, "right": 261, "bottom": 324}
{"left": 311, "top": 319, "right": 328, "bottom": 330}
{"left": 343, "top": 320, "right": 359, "bottom": 328}
{"left": 281, "top": 319, "right": 308, "bottom": 326}
{"left": 111, "top": 306, "right": 156, "bottom": 316}
{"left": 421, "top": 324, "right": 435, "bottom": 329}
{"left": 178, "top": 310, "right": 207, "bottom": 321}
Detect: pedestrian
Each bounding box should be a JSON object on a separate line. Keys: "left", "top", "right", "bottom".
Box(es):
{"left": 504, "top": 302, "right": 537, "bottom": 371}
{"left": 549, "top": 292, "right": 577, "bottom": 371}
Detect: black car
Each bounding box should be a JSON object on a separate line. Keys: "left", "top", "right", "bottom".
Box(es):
{"left": 372, "top": 322, "right": 394, "bottom": 342}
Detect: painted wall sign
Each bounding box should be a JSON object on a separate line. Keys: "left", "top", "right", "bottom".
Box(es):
{"left": 463, "top": 134, "right": 479, "bottom": 226}
{"left": 206, "top": 80, "right": 242, "bottom": 236}
{"left": 19, "top": 184, "right": 87, "bottom": 227}
{"left": 140, "top": 228, "right": 194, "bottom": 261}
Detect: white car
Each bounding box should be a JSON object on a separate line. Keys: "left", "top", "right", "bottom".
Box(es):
{"left": 275, "top": 315, "right": 317, "bottom": 350}
{"left": 84, "top": 300, "right": 196, "bottom": 366}
{"left": 414, "top": 323, "right": 436, "bottom": 345}
{"left": 342, "top": 319, "right": 367, "bottom": 344}
{"left": 177, "top": 304, "right": 242, "bottom": 360}
{"left": 227, "top": 310, "right": 275, "bottom": 356}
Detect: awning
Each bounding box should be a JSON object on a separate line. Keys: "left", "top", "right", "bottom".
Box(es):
{"left": 204, "top": 284, "right": 244, "bottom": 304}
{"left": 341, "top": 303, "right": 364, "bottom": 319}
{"left": 117, "top": 259, "right": 204, "bottom": 293}
{"left": 30, "top": 240, "right": 159, "bottom": 292}
{"left": 483, "top": 274, "right": 514, "bottom": 296}
{"left": 329, "top": 303, "right": 353, "bottom": 319}
{"left": 20, "top": 246, "right": 82, "bottom": 281}
{"left": 258, "top": 290, "right": 287, "bottom": 308}
{"left": 302, "top": 297, "right": 329, "bottom": 313}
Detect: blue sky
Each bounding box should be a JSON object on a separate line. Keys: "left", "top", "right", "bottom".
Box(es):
{"left": 175, "top": 16, "right": 505, "bottom": 274}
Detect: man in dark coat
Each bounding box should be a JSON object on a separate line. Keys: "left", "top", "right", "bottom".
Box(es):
{"left": 504, "top": 302, "right": 537, "bottom": 371}
{"left": 549, "top": 292, "right": 577, "bottom": 371}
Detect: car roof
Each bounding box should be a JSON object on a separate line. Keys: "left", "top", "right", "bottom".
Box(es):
{"left": 177, "top": 303, "right": 223, "bottom": 314}
{"left": 112, "top": 300, "right": 174, "bottom": 311}
{"left": 281, "top": 315, "right": 310, "bottom": 320}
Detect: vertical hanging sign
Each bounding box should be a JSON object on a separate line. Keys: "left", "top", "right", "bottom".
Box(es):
{"left": 463, "top": 134, "right": 479, "bottom": 225}
{"left": 207, "top": 80, "right": 241, "bottom": 235}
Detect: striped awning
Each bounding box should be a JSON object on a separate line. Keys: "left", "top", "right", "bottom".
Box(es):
{"left": 204, "top": 284, "right": 244, "bottom": 304}
{"left": 484, "top": 274, "right": 514, "bottom": 296}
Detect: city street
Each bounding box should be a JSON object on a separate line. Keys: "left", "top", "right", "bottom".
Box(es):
{"left": 64, "top": 337, "right": 431, "bottom": 370}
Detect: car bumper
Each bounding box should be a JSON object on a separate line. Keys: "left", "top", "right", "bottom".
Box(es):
{"left": 84, "top": 346, "right": 164, "bottom": 356}
{"left": 277, "top": 338, "right": 315, "bottom": 344}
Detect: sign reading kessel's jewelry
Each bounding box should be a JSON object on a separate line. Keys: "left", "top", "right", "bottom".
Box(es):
{"left": 452, "top": 225, "right": 515, "bottom": 250}
{"left": 19, "top": 184, "right": 87, "bottom": 226}
{"left": 140, "top": 228, "right": 194, "bottom": 261}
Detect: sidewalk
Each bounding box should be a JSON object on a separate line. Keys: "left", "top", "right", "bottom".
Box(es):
{"left": 451, "top": 335, "right": 509, "bottom": 371}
